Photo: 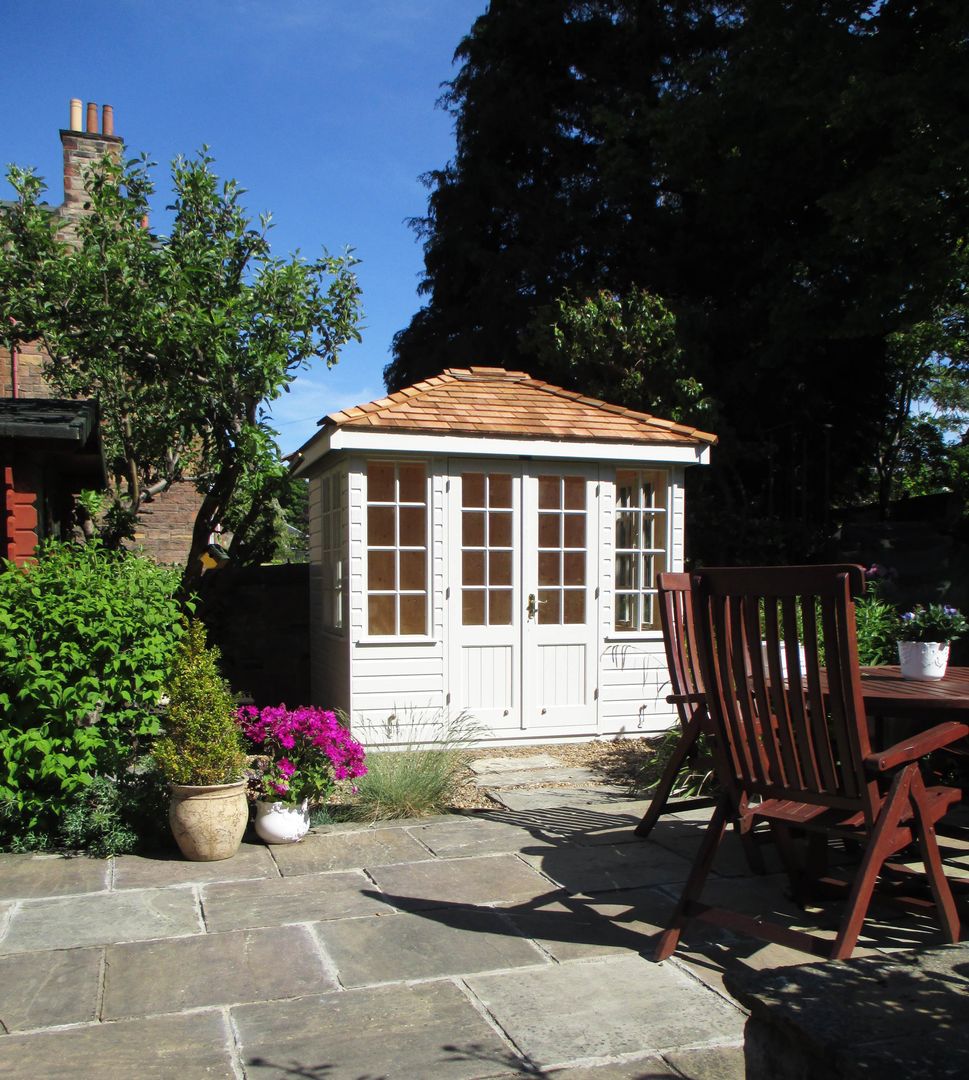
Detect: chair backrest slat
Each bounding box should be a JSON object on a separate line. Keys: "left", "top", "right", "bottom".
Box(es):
{"left": 657, "top": 572, "right": 703, "bottom": 730}
{"left": 692, "top": 564, "right": 872, "bottom": 816}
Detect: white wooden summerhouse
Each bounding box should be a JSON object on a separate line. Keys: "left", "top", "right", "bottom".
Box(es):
{"left": 291, "top": 367, "right": 715, "bottom": 746}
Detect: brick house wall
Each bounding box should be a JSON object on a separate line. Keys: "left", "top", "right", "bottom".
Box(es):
{"left": 2, "top": 100, "right": 203, "bottom": 564}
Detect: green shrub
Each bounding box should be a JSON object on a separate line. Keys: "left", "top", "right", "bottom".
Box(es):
{"left": 347, "top": 711, "right": 480, "bottom": 820}
{"left": 854, "top": 593, "right": 899, "bottom": 666}
{"left": 152, "top": 620, "right": 246, "bottom": 786}
{"left": 0, "top": 542, "right": 187, "bottom": 847}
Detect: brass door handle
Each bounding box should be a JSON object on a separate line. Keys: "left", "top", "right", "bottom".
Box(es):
{"left": 527, "top": 593, "right": 546, "bottom": 620}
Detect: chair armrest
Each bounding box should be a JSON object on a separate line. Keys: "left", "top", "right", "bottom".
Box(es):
{"left": 864, "top": 721, "right": 969, "bottom": 773}
{"left": 667, "top": 693, "right": 705, "bottom": 706}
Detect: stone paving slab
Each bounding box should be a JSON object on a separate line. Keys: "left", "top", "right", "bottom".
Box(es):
{"left": 201, "top": 869, "right": 395, "bottom": 932}
{"left": 269, "top": 825, "right": 431, "bottom": 875}
{"left": 408, "top": 817, "right": 557, "bottom": 859}
{"left": 0, "top": 946, "right": 101, "bottom": 1032}
{"left": 315, "top": 907, "right": 548, "bottom": 986}
{"left": 102, "top": 923, "right": 335, "bottom": 1019}
{"left": 113, "top": 841, "right": 278, "bottom": 890}
{"left": 466, "top": 954, "right": 746, "bottom": 1069}
{"left": 469, "top": 753, "right": 564, "bottom": 774}
{"left": 663, "top": 1046, "right": 746, "bottom": 1080}
{"left": 518, "top": 840, "right": 694, "bottom": 894}
{"left": 233, "top": 980, "right": 518, "bottom": 1080}
{"left": 478, "top": 767, "right": 604, "bottom": 788}
{"left": 0, "top": 1010, "right": 236, "bottom": 1079}
{"left": 0, "top": 853, "right": 109, "bottom": 900}
{"left": 474, "top": 805, "right": 647, "bottom": 846}
{"left": 368, "top": 852, "right": 557, "bottom": 910}
{"left": 0, "top": 886, "right": 202, "bottom": 954}
{"left": 492, "top": 787, "right": 646, "bottom": 812}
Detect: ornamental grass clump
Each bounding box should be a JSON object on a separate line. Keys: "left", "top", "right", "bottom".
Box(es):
{"left": 153, "top": 620, "right": 247, "bottom": 786}
{"left": 896, "top": 604, "right": 968, "bottom": 645}
{"left": 236, "top": 705, "right": 367, "bottom": 805}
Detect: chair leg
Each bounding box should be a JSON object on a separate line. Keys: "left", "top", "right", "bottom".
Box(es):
{"left": 831, "top": 768, "right": 913, "bottom": 960}
{"left": 909, "top": 771, "right": 962, "bottom": 944}
{"left": 635, "top": 715, "right": 703, "bottom": 838}
{"left": 654, "top": 796, "right": 729, "bottom": 961}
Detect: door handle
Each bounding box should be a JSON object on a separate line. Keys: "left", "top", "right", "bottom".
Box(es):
{"left": 527, "top": 593, "right": 546, "bottom": 620}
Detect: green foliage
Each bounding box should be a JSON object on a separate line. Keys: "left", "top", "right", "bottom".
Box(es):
{"left": 854, "top": 593, "right": 900, "bottom": 666}
{"left": 347, "top": 712, "right": 480, "bottom": 821}
{"left": 55, "top": 775, "right": 139, "bottom": 857}
{"left": 0, "top": 149, "right": 362, "bottom": 581}
{"left": 897, "top": 603, "right": 968, "bottom": 645}
{"left": 153, "top": 620, "right": 246, "bottom": 786}
{"left": 0, "top": 543, "right": 186, "bottom": 845}
{"left": 628, "top": 729, "right": 716, "bottom": 801}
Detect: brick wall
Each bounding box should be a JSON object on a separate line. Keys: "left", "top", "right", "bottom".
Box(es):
{"left": 132, "top": 480, "right": 206, "bottom": 565}
{"left": 0, "top": 342, "right": 53, "bottom": 399}
{"left": 2, "top": 461, "right": 41, "bottom": 563}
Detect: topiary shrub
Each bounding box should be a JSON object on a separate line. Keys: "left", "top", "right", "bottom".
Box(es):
{"left": 153, "top": 619, "right": 247, "bottom": 786}
{"left": 0, "top": 542, "right": 187, "bottom": 849}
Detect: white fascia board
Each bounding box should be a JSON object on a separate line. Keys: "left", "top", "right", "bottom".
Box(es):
{"left": 322, "top": 429, "right": 711, "bottom": 465}
{"left": 290, "top": 429, "right": 334, "bottom": 477}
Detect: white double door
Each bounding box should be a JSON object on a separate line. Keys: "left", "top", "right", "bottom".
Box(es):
{"left": 447, "top": 459, "right": 599, "bottom": 734}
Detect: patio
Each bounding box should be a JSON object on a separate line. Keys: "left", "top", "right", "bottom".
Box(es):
{"left": 2, "top": 782, "right": 965, "bottom": 1079}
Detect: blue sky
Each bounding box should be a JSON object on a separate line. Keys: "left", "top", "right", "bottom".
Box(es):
{"left": 2, "top": 0, "right": 486, "bottom": 452}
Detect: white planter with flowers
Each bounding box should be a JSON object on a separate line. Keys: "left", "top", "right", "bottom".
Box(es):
{"left": 236, "top": 705, "right": 367, "bottom": 845}
{"left": 896, "top": 604, "right": 967, "bottom": 681}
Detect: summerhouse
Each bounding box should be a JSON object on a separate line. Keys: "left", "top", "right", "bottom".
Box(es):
{"left": 291, "top": 367, "right": 716, "bottom": 746}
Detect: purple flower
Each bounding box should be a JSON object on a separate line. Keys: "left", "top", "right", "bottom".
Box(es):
{"left": 278, "top": 758, "right": 296, "bottom": 779}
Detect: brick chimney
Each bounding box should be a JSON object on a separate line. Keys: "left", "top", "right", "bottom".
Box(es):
{"left": 60, "top": 98, "right": 123, "bottom": 219}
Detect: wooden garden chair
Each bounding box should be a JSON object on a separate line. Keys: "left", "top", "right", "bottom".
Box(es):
{"left": 654, "top": 564, "right": 966, "bottom": 962}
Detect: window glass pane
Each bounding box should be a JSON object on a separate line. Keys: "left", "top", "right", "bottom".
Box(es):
{"left": 538, "top": 514, "right": 561, "bottom": 548}
{"left": 563, "top": 514, "right": 585, "bottom": 549}
{"left": 398, "top": 463, "right": 426, "bottom": 503}
{"left": 399, "top": 594, "right": 427, "bottom": 635}
{"left": 616, "top": 553, "right": 637, "bottom": 590}
{"left": 563, "top": 589, "right": 586, "bottom": 625}
{"left": 368, "top": 594, "right": 395, "bottom": 635}
{"left": 563, "top": 476, "right": 584, "bottom": 510}
{"left": 368, "top": 506, "right": 395, "bottom": 546}
{"left": 641, "top": 593, "right": 658, "bottom": 631}
{"left": 563, "top": 551, "right": 585, "bottom": 586}
{"left": 641, "top": 512, "right": 664, "bottom": 551}
{"left": 641, "top": 471, "right": 667, "bottom": 510}
{"left": 538, "top": 589, "right": 560, "bottom": 625}
{"left": 400, "top": 550, "right": 426, "bottom": 591}
{"left": 538, "top": 475, "right": 560, "bottom": 510}
{"left": 489, "top": 473, "right": 512, "bottom": 508}
{"left": 642, "top": 550, "right": 667, "bottom": 588}
{"left": 368, "top": 550, "right": 395, "bottom": 590}
{"left": 399, "top": 506, "right": 426, "bottom": 546}
{"left": 489, "top": 550, "right": 513, "bottom": 587}
{"left": 615, "top": 593, "right": 637, "bottom": 632}
{"left": 367, "top": 461, "right": 395, "bottom": 502}
{"left": 462, "top": 511, "right": 485, "bottom": 547}
{"left": 463, "top": 549, "right": 485, "bottom": 586}
{"left": 615, "top": 512, "right": 638, "bottom": 550}
{"left": 462, "top": 589, "right": 485, "bottom": 626}
{"left": 489, "top": 589, "right": 512, "bottom": 625}
{"left": 615, "top": 470, "right": 637, "bottom": 509}
{"left": 489, "top": 511, "right": 512, "bottom": 547}
{"left": 462, "top": 472, "right": 485, "bottom": 508}
{"left": 538, "top": 551, "right": 560, "bottom": 587}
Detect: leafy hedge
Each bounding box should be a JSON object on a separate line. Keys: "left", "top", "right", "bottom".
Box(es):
{"left": 0, "top": 542, "right": 187, "bottom": 847}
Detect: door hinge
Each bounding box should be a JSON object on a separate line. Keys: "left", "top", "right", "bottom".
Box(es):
{"left": 446, "top": 585, "right": 451, "bottom": 599}
{"left": 446, "top": 692, "right": 451, "bottom": 705}
{"left": 594, "top": 687, "right": 599, "bottom": 700}
{"left": 446, "top": 479, "right": 451, "bottom": 492}
{"left": 595, "top": 483, "right": 600, "bottom": 497}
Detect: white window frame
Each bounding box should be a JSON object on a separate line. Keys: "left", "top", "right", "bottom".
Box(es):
{"left": 612, "top": 467, "right": 671, "bottom": 634}
{"left": 320, "top": 469, "right": 344, "bottom": 635}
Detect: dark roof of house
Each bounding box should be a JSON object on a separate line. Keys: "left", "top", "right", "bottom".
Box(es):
{"left": 0, "top": 398, "right": 100, "bottom": 446}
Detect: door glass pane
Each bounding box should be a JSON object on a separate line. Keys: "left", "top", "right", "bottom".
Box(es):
{"left": 616, "top": 554, "right": 637, "bottom": 589}
{"left": 368, "top": 594, "right": 395, "bottom": 635}
{"left": 615, "top": 593, "right": 637, "bottom": 632}
{"left": 489, "top": 550, "right": 513, "bottom": 587}
{"left": 368, "top": 550, "right": 395, "bottom": 590}
{"left": 563, "top": 476, "right": 584, "bottom": 510}
{"left": 616, "top": 512, "right": 638, "bottom": 549}
{"left": 398, "top": 463, "right": 426, "bottom": 503}
{"left": 462, "top": 473, "right": 485, "bottom": 508}
{"left": 538, "top": 514, "right": 560, "bottom": 548}
{"left": 538, "top": 589, "right": 560, "bottom": 625}
{"left": 463, "top": 511, "right": 485, "bottom": 547}
{"left": 399, "top": 594, "right": 427, "bottom": 635}
{"left": 489, "top": 511, "right": 512, "bottom": 547}
{"left": 563, "top": 590, "right": 586, "bottom": 624}
{"left": 400, "top": 550, "right": 426, "bottom": 591}
{"left": 463, "top": 550, "right": 485, "bottom": 586}
{"left": 367, "top": 462, "right": 395, "bottom": 502}
{"left": 368, "top": 506, "right": 395, "bottom": 546}
{"left": 563, "top": 551, "right": 585, "bottom": 586}
{"left": 399, "top": 506, "right": 426, "bottom": 546}
{"left": 615, "top": 470, "right": 637, "bottom": 508}
{"left": 462, "top": 588, "right": 485, "bottom": 626}
{"left": 538, "top": 551, "right": 559, "bottom": 587}
{"left": 563, "top": 514, "right": 585, "bottom": 549}
{"left": 489, "top": 473, "right": 512, "bottom": 508}
{"left": 489, "top": 589, "right": 512, "bottom": 625}
{"left": 538, "top": 476, "right": 560, "bottom": 510}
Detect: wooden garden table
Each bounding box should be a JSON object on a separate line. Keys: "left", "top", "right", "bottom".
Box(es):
{"left": 852, "top": 665, "right": 969, "bottom": 721}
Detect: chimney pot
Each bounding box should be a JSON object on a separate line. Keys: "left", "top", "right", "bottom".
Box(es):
{"left": 69, "top": 98, "right": 82, "bottom": 131}
{"left": 85, "top": 102, "right": 98, "bottom": 134}
{"left": 102, "top": 104, "right": 114, "bottom": 136}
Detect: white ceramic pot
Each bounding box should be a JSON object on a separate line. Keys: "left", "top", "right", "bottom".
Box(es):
{"left": 898, "top": 640, "right": 949, "bottom": 680}
{"left": 254, "top": 799, "right": 311, "bottom": 844}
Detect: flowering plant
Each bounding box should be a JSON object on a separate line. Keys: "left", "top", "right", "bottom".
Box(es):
{"left": 896, "top": 604, "right": 968, "bottom": 644}
{"left": 236, "top": 705, "right": 366, "bottom": 804}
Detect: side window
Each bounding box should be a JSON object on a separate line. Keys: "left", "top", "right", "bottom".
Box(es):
{"left": 614, "top": 469, "right": 669, "bottom": 631}
{"left": 366, "top": 461, "right": 428, "bottom": 636}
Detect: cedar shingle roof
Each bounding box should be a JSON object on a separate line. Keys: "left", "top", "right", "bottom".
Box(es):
{"left": 323, "top": 368, "right": 717, "bottom": 446}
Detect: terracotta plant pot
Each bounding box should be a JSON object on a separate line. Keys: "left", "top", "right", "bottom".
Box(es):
{"left": 168, "top": 781, "right": 248, "bottom": 861}
{"left": 898, "top": 640, "right": 950, "bottom": 681}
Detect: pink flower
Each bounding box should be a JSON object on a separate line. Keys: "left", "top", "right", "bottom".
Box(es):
{"left": 270, "top": 780, "right": 289, "bottom": 796}
{"left": 278, "top": 758, "right": 296, "bottom": 779}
